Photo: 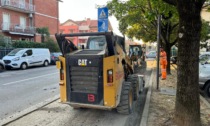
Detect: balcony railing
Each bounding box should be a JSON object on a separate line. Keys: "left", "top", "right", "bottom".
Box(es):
{"left": 2, "top": 22, "right": 36, "bottom": 36}
{"left": 1, "top": 0, "right": 35, "bottom": 13}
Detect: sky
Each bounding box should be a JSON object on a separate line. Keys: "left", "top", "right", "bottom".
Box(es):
{"left": 58, "top": 0, "right": 122, "bottom": 36}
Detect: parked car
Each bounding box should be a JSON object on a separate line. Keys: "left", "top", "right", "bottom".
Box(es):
{"left": 50, "top": 52, "right": 62, "bottom": 65}
{"left": 145, "top": 51, "right": 157, "bottom": 58}
{"left": 199, "top": 57, "right": 210, "bottom": 97}
{"left": 170, "top": 56, "right": 177, "bottom": 64}
{"left": 199, "top": 53, "right": 210, "bottom": 60}
{"left": 0, "top": 59, "right": 5, "bottom": 71}
{"left": 3, "top": 48, "right": 51, "bottom": 70}
{"left": 171, "top": 53, "right": 210, "bottom": 64}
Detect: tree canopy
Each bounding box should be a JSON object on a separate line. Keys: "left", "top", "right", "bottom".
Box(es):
{"left": 107, "top": 0, "right": 178, "bottom": 43}
{"left": 200, "top": 20, "right": 210, "bottom": 49}
{"left": 107, "top": 0, "right": 210, "bottom": 75}
{"left": 36, "top": 27, "right": 50, "bottom": 43}
{"left": 107, "top": 0, "right": 179, "bottom": 74}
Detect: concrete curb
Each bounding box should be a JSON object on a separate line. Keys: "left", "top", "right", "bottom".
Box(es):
{"left": 0, "top": 95, "right": 59, "bottom": 126}
{"left": 140, "top": 68, "right": 155, "bottom": 126}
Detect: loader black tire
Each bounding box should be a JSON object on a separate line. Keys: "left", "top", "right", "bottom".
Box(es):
{"left": 116, "top": 82, "right": 134, "bottom": 114}
{"left": 127, "top": 75, "right": 139, "bottom": 100}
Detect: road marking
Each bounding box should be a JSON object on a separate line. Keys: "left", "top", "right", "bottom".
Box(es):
{"left": 2, "top": 72, "right": 58, "bottom": 86}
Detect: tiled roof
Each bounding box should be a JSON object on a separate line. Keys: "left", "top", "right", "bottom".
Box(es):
{"left": 90, "top": 20, "right": 97, "bottom": 27}
{"left": 60, "top": 19, "right": 78, "bottom": 26}
{"left": 61, "top": 18, "right": 111, "bottom": 29}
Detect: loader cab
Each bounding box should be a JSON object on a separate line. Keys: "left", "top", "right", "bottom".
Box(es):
{"left": 86, "top": 36, "right": 107, "bottom": 50}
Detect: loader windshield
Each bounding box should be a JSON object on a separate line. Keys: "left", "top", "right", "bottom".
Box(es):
{"left": 86, "top": 36, "right": 107, "bottom": 50}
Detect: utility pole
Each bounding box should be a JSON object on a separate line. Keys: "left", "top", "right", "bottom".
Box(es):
{"left": 156, "top": 15, "right": 161, "bottom": 90}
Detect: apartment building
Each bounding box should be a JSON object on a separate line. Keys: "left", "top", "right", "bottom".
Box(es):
{"left": 0, "top": 0, "right": 59, "bottom": 42}
{"left": 60, "top": 18, "right": 113, "bottom": 47}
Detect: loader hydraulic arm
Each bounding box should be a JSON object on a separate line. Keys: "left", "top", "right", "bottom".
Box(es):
{"left": 55, "top": 33, "right": 78, "bottom": 56}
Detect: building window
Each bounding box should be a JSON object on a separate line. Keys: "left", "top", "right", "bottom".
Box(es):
{"left": 20, "top": 38, "right": 26, "bottom": 41}
{"left": 3, "top": 13, "right": 10, "bottom": 30}
{"left": 19, "top": 0, "right": 25, "bottom": 9}
{"left": 20, "top": 16, "right": 26, "bottom": 29}
{"left": 31, "top": 38, "right": 34, "bottom": 42}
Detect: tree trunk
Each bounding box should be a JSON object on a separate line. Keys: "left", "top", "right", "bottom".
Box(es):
{"left": 175, "top": 1, "right": 202, "bottom": 126}
{"left": 41, "top": 35, "right": 45, "bottom": 43}
{"left": 165, "top": 42, "right": 171, "bottom": 74}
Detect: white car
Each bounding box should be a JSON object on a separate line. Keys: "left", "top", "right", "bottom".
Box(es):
{"left": 145, "top": 51, "right": 157, "bottom": 58}
{"left": 3, "top": 48, "right": 51, "bottom": 70}
{"left": 199, "top": 52, "right": 210, "bottom": 60}
{"left": 199, "top": 56, "right": 210, "bottom": 97}
{"left": 0, "top": 59, "right": 5, "bottom": 71}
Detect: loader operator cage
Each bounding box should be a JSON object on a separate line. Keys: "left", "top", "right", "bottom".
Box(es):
{"left": 55, "top": 32, "right": 126, "bottom": 56}
{"left": 86, "top": 36, "right": 106, "bottom": 50}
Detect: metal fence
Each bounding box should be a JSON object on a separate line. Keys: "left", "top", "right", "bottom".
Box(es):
{"left": 0, "top": 36, "right": 13, "bottom": 59}
{"left": 0, "top": 48, "right": 13, "bottom": 59}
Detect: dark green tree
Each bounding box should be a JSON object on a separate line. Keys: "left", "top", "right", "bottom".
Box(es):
{"left": 107, "top": 0, "right": 210, "bottom": 74}
{"left": 0, "top": 34, "right": 5, "bottom": 48}
{"left": 107, "top": 0, "right": 179, "bottom": 74}
{"left": 36, "top": 27, "right": 50, "bottom": 43}
{"left": 200, "top": 20, "right": 210, "bottom": 49}
{"left": 45, "top": 38, "right": 60, "bottom": 52}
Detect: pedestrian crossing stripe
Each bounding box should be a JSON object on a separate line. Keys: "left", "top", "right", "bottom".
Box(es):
{"left": 99, "top": 9, "right": 106, "bottom": 18}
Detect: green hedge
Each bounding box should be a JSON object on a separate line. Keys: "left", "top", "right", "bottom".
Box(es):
{"left": 12, "top": 39, "right": 60, "bottom": 52}
{"left": 12, "top": 41, "right": 46, "bottom": 48}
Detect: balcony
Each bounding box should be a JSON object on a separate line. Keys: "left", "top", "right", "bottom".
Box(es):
{"left": 2, "top": 23, "right": 36, "bottom": 36}
{"left": 1, "top": 0, "right": 35, "bottom": 13}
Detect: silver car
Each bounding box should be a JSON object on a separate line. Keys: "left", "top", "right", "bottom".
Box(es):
{"left": 199, "top": 56, "right": 210, "bottom": 97}
{"left": 0, "top": 59, "right": 5, "bottom": 71}
{"left": 145, "top": 51, "right": 157, "bottom": 58}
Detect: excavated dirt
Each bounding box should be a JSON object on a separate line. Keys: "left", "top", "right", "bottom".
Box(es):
{"left": 147, "top": 62, "right": 210, "bottom": 126}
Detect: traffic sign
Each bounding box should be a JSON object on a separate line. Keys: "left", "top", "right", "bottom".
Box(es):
{"left": 98, "top": 7, "right": 108, "bottom": 19}
{"left": 98, "top": 19, "right": 108, "bottom": 32}
{"left": 98, "top": 7, "right": 109, "bottom": 32}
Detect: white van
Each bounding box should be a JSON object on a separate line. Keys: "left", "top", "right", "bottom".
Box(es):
{"left": 3, "top": 48, "right": 51, "bottom": 70}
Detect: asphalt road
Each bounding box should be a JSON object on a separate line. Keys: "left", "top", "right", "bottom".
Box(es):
{"left": 0, "top": 65, "right": 59, "bottom": 120}
{"left": 3, "top": 61, "right": 152, "bottom": 126}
